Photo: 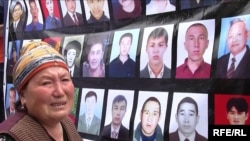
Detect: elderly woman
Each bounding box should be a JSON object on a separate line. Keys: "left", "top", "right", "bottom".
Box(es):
{"left": 0, "top": 41, "right": 82, "bottom": 141}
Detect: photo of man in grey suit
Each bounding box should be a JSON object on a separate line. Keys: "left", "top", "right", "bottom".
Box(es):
{"left": 78, "top": 91, "right": 101, "bottom": 135}
{"left": 216, "top": 17, "right": 250, "bottom": 79}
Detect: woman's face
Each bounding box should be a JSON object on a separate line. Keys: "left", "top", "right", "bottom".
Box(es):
{"left": 21, "top": 66, "right": 74, "bottom": 124}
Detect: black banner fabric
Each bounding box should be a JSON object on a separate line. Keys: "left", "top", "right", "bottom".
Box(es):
{"left": 3, "top": 0, "right": 250, "bottom": 141}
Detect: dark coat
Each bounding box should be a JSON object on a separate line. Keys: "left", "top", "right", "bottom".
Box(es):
{"left": 63, "top": 12, "right": 83, "bottom": 27}
{"left": 215, "top": 46, "right": 250, "bottom": 78}
{"left": 169, "top": 130, "right": 207, "bottom": 141}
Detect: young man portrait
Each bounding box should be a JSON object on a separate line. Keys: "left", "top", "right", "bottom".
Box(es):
{"left": 140, "top": 25, "right": 174, "bottom": 79}
{"left": 101, "top": 94, "right": 130, "bottom": 141}
{"left": 176, "top": 20, "right": 214, "bottom": 79}
{"left": 109, "top": 29, "right": 139, "bottom": 78}
{"left": 226, "top": 97, "right": 249, "bottom": 125}
{"left": 78, "top": 90, "right": 102, "bottom": 135}
{"left": 84, "top": 0, "right": 109, "bottom": 24}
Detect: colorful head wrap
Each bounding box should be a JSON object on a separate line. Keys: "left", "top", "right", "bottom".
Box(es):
{"left": 13, "top": 41, "right": 68, "bottom": 93}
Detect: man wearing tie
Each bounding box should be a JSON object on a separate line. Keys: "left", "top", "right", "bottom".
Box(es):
{"left": 63, "top": 40, "right": 81, "bottom": 77}
{"left": 101, "top": 95, "right": 129, "bottom": 141}
{"left": 78, "top": 91, "right": 101, "bottom": 135}
{"left": 6, "top": 87, "right": 17, "bottom": 118}
{"left": 216, "top": 18, "right": 250, "bottom": 78}
{"left": 9, "top": 1, "right": 25, "bottom": 33}
{"left": 63, "top": 0, "right": 84, "bottom": 27}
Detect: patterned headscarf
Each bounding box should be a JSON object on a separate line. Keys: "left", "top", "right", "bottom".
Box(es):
{"left": 12, "top": 41, "right": 68, "bottom": 93}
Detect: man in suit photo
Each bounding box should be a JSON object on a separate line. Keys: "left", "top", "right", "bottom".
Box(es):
{"left": 9, "top": 1, "right": 25, "bottom": 33}
{"left": 78, "top": 91, "right": 101, "bottom": 135}
{"left": 6, "top": 87, "right": 17, "bottom": 118}
{"left": 63, "top": 40, "right": 81, "bottom": 77}
{"left": 169, "top": 97, "right": 207, "bottom": 141}
{"left": 216, "top": 18, "right": 250, "bottom": 79}
{"left": 101, "top": 95, "right": 129, "bottom": 141}
{"left": 140, "top": 27, "right": 171, "bottom": 78}
{"left": 63, "top": 0, "right": 84, "bottom": 27}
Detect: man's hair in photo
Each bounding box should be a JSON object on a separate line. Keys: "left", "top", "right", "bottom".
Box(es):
{"left": 29, "top": 0, "right": 37, "bottom": 5}
{"left": 64, "top": 40, "right": 81, "bottom": 57}
{"left": 119, "top": 32, "right": 133, "bottom": 45}
{"left": 141, "top": 96, "right": 161, "bottom": 116}
{"left": 186, "top": 23, "right": 208, "bottom": 38}
{"left": 226, "top": 97, "right": 248, "bottom": 113}
{"left": 86, "top": 35, "right": 105, "bottom": 55}
{"left": 9, "top": 87, "right": 16, "bottom": 92}
{"left": 11, "top": 1, "right": 23, "bottom": 14}
{"left": 229, "top": 17, "right": 248, "bottom": 32}
{"left": 177, "top": 97, "right": 199, "bottom": 115}
{"left": 112, "top": 95, "right": 127, "bottom": 108}
{"left": 85, "top": 91, "right": 97, "bottom": 101}
{"left": 147, "top": 27, "right": 168, "bottom": 46}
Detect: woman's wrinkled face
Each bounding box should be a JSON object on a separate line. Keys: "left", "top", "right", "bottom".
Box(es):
{"left": 20, "top": 67, "right": 74, "bottom": 123}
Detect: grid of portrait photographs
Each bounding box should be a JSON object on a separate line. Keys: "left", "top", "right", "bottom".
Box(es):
{"left": 3, "top": 0, "right": 250, "bottom": 141}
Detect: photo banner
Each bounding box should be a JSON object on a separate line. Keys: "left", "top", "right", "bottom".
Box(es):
{"left": 3, "top": 0, "right": 250, "bottom": 141}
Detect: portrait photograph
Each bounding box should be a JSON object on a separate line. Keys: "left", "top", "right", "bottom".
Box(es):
{"left": 179, "top": 0, "right": 217, "bottom": 10}
{"left": 82, "top": 31, "right": 111, "bottom": 78}
{"left": 133, "top": 91, "right": 169, "bottom": 137}
{"left": 6, "top": 40, "right": 21, "bottom": 77}
{"left": 62, "top": 35, "right": 84, "bottom": 77}
{"left": 108, "top": 28, "right": 140, "bottom": 78}
{"left": 217, "top": 14, "right": 250, "bottom": 58}
{"left": 5, "top": 83, "right": 19, "bottom": 118}
{"left": 176, "top": 19, "right": 215, "bottom": 68}
{"left": 24, "top": 0, "right": 44, "bottom": 31}
{"left": 111, "top": 0, "right": 142, "bottom": 20}
{"left": 103, "top": 89, "right": 134, "bottom": 130}
{"left": 140, "top": 24, "right": 174, "bottom": 72}
{"left": 40, "top": 0, "right": 63, "bottom": 30}
{"left": 60, "top": 0, "right": 84, "bottom": 27}
{"left": 214, "top": 94, "right": 250, "bottom": 125}
{"left": 77, "top": 88, "right": 105, "bottom": 135}
{"left": 83, "top": 0, "right": 110, "bottom": 24}
{"left": 169, "top": 92, "right": 208, "bottom": 139}
{"left": 146, "top": 0, "right": 176, "bottom": 16}
{"left": 9, "top": 0, "right": 26, "bottom": 33}
{"left": 215, "top": 14, "right": 250, "bottom": 79}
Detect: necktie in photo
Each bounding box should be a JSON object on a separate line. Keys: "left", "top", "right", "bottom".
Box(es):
{"left": 87, "top": 117, "right": 91, "bottom": 128}
{"left": 73, "top": 14, "right": 78, "bottom": 25}
{"left": 111, "top": 131, "right": 118, "bottom": 139}
{"left": 14, "top": 22, "right": 17, "bottom": 32}
{"left": 227, "top": 57, "right": 236, "bottom": 78}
